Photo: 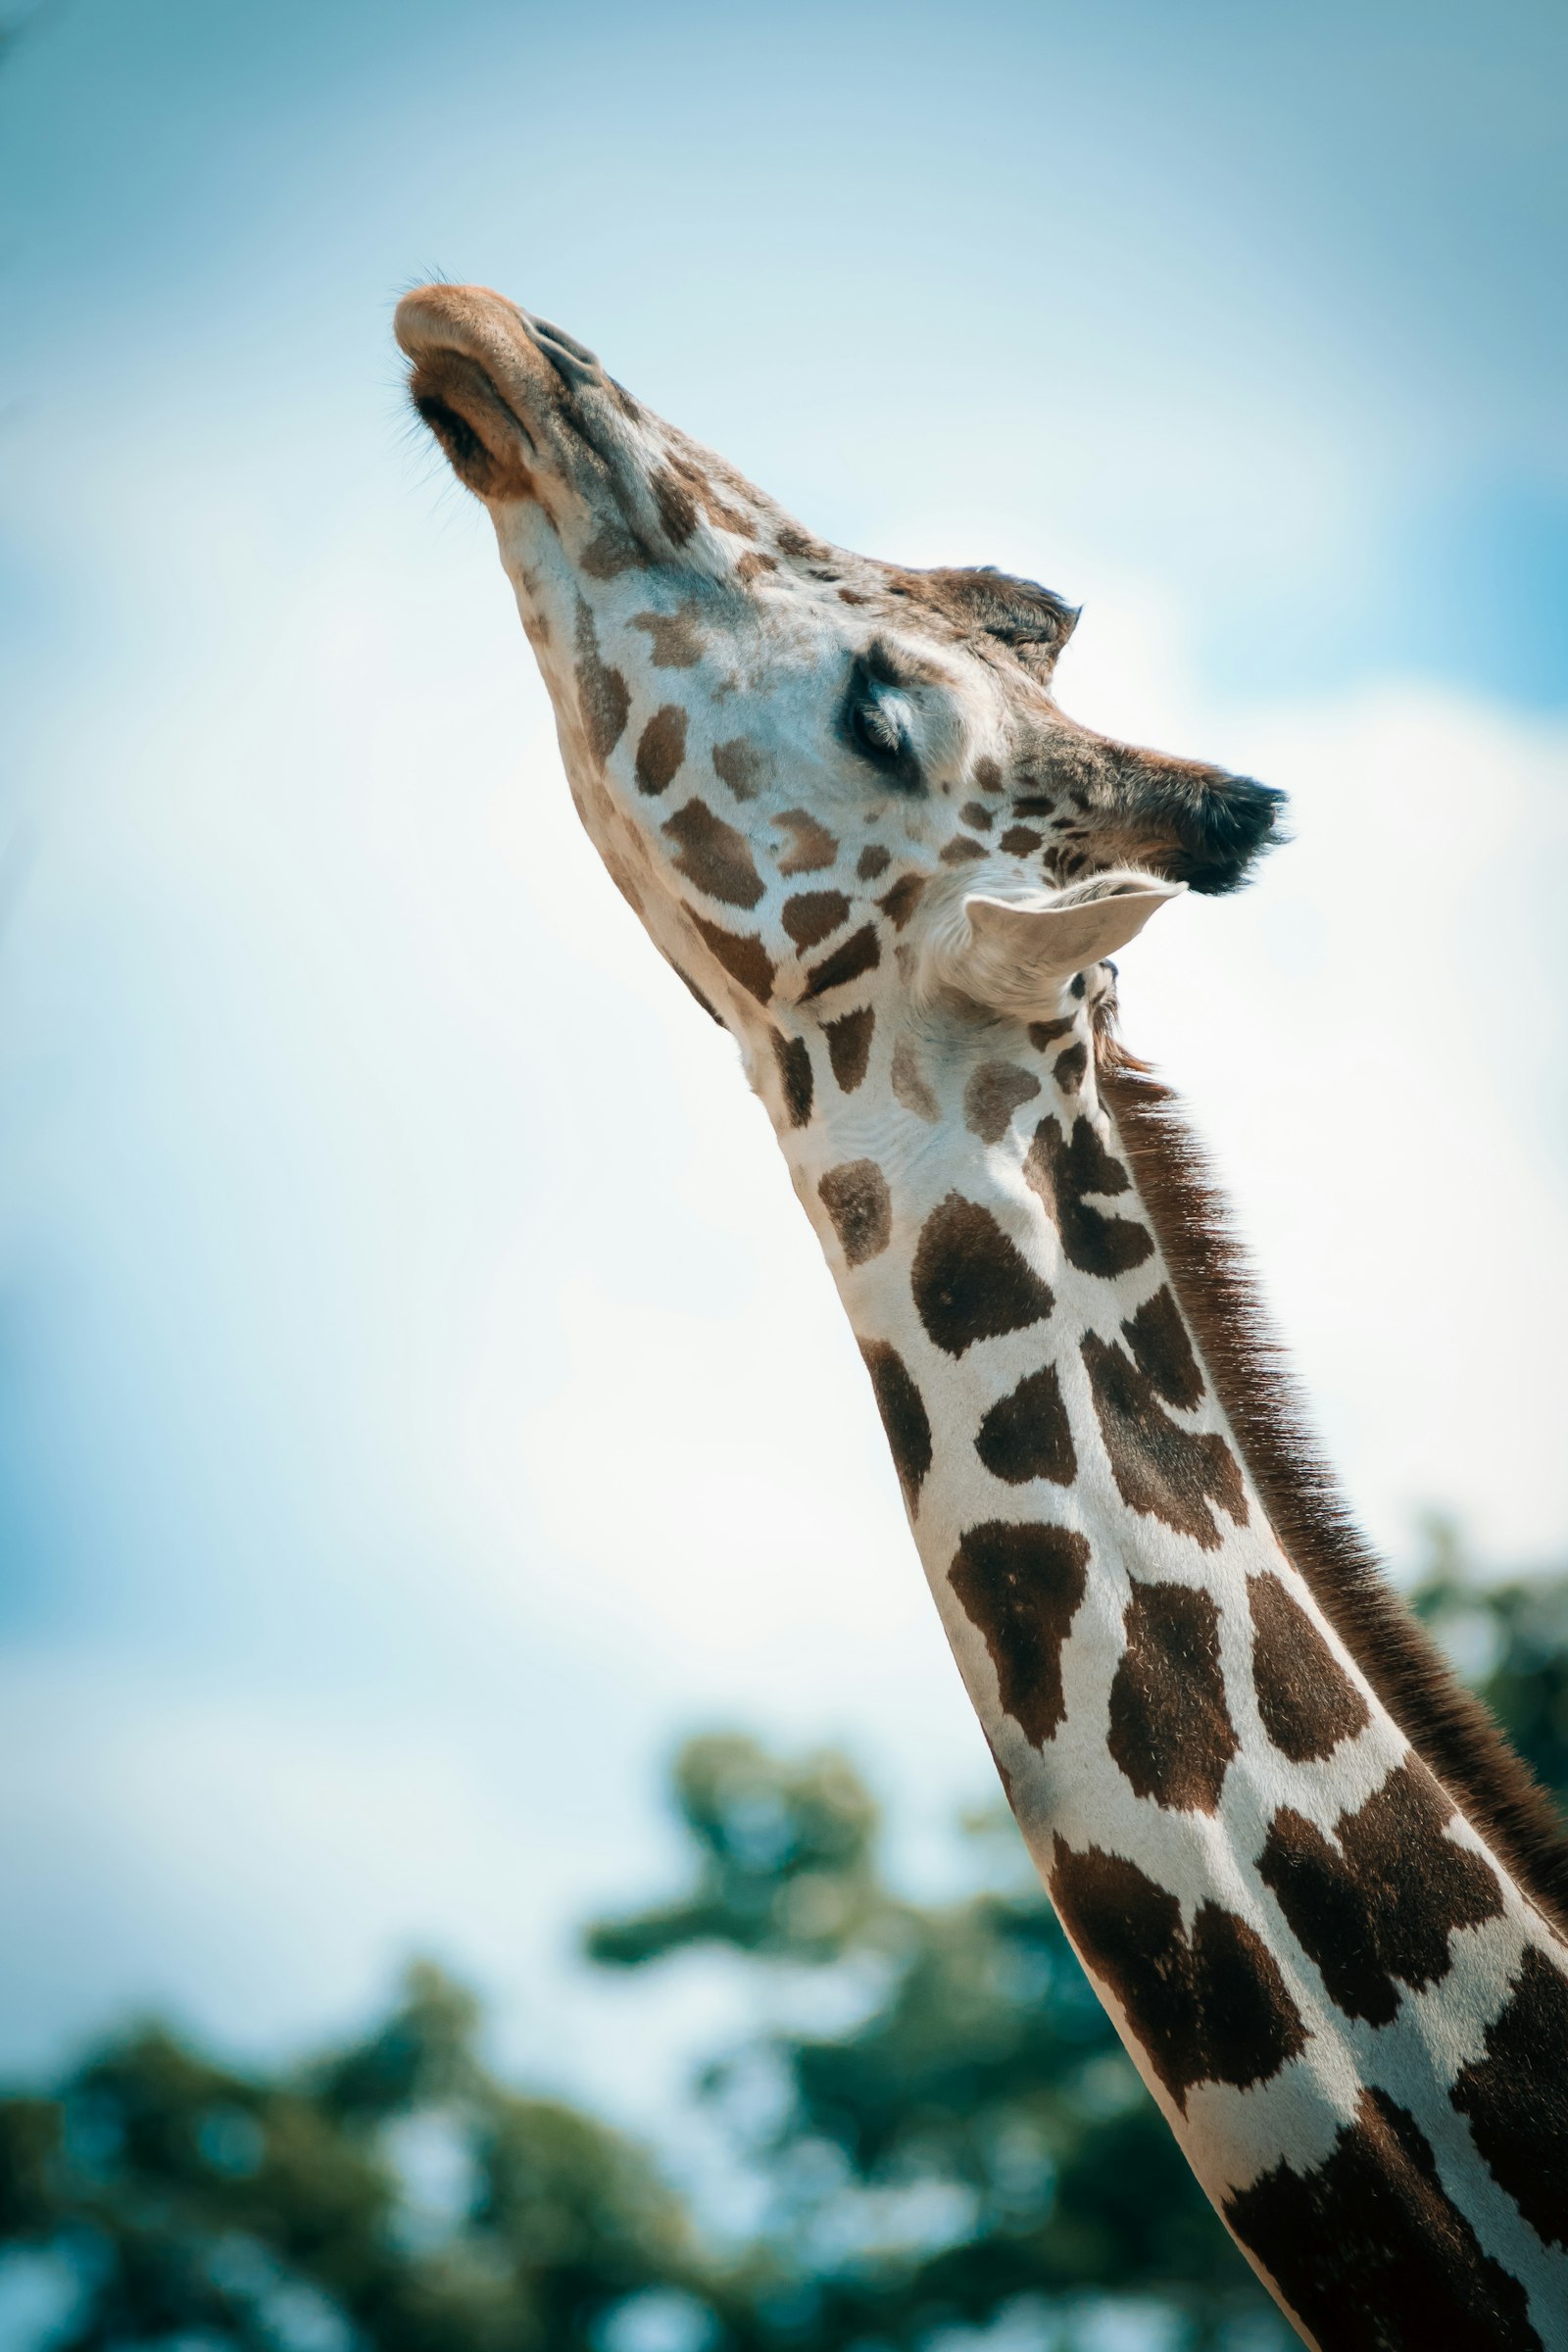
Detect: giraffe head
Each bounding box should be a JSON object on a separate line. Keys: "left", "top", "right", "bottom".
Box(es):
{"left": 397, "top": 284, "right": 1283, "bottom": 1065}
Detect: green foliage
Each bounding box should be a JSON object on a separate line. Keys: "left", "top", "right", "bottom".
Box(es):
{"left": 585, "top": 1733, "right": 883, "bottom": 1969}
{"left": 1413, "top": 1515, "right": 1568, "bottom": 1810}
{"left": 0, "top": 1964, "right": 714, "bottom": 2351}
{"left": 3, "top": 1529, "right": 1565, "bottom": 2349}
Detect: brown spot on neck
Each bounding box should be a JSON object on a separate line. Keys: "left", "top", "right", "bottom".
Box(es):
{"left": 1451, "top": 1948, "right": 1568, "bottom": 2252}
{"left": 770, "top": 1029, "right": 814, "bottom": 1128}
{"left": 630, "top": 607, "right": 705, "bottom": 667}
{"left": 782, "top": 890, "right": 851, "bottom": 950}
{"left": 949, "top": 1520, "right": 1089, "bottom": 1744}
{"left": 824, "top": 1006, "right": 874, "bottom": 1093}
{"left": 574, "top": 602, "right": 630, "bottom": 764}
{"left": 1248, "top": 1570, "right": 1369, "bottom": 1760}
{"left": 579, "top": 520, "right": 647, "bottom": 578}
{"left": 911, "top": 1194, "right": 1054, "bottom": 1356}
{"left": 634, "top": 706, "right": 687, "bottom": 797}
{"left": 1119, "top": 1285, "right": 1203, "bottom": 1409}
{"left": 773, "top": 808, "right": 839, "bottom": 875}
{"left": 1107, "top": 1581, "right": 1237, "bottom": 1812}
{"left": 877, "top": 873, "right": 926, "bottom": 930}
{"left": 1225, "top": 2090, "right": 1541, "bottom": 2350}
{"left": 711, "top": 737, "right": 766, "bottom": 801}
{"left": 890, "top": 1037, "right": 940, "bottom": 1123}
{"left": 974, "top": 1363, "right": 1076, "bottom": 1487}
{"left": 1025, "top": 1114, "right": 1153, "bottom": 1279}
{"left": 802, "top": 922, "right": 880, "bottom": 1002}
{"left": 1081, "top": 1329, "right": 1248, "bottom": 1550}
{"left": 859, "top": 1342, "right": 932, "bottom": 1512}
{"left": 663, "top": 799, "right": 764, "bottom": 908}
{"left": 818, "top": 1159, "right": 892, "bottom": 1266}
{"left": 1049, "top": 1838, "right": 1305, "bottom": 2109}
{"left": 962, "top": 1059, "right": 1042, "bottom": 1145}
{"left": 1257, "top": 1758, "right": 1501, "bottom": 2026}
{"left": 691, "top": 913, "right": 775, "bottom": 1005}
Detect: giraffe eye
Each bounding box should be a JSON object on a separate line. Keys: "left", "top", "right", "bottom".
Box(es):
{"left": 841, "top": 659, "right": 921, "bottom": 792}
{"left": 850, "top": 697, "right": 906, "bottom": 760}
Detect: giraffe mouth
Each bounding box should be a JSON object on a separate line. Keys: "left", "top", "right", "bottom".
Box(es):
{"left": 397, "top": 285, "right": 608, "bottom": 506}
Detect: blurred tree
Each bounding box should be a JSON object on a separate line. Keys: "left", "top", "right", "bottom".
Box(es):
{"left": 1413, "top": 1515, "right": 1568, "bottom": 1809}
{"left": 2, "top": 1527, "right": 1564, "bottom": 2350}
{"left": 0, "top": 1961, "right": 728, "bottom": 2351}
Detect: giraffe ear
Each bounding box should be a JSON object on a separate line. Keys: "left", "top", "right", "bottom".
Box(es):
{"left": 947, "top": 872, "right": 1184, "bottom": 1013}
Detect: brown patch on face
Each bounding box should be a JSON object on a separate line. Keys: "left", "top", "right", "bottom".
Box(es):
{"left": 1081, "top": 1331, "right": 1249, "bottom": 1550}
{"left": 1225, "top": 2090, "right": 1541, "bottom": 2352}
{"left": 634, "top": 705, "right": 688, "bottom": 797}
{"left": 857, "top": 844, "right": 891, "bottom": 881}
{"left": 782, "top": 890, "right": 851, "bottom": 950}
{"left": 974, "top": 1364, "right": 1076, "bottom": 1487}
{"left": 1028, "top": 1016, "right": 1076, "bottom": 1049}
{"left": 574, "top": 601, "right": 630, "bottom": 764}
{"left": 1000, "top": 825, "right": 1044, "bottom": 855}
{"left": 859, "top": 1341, "right": 933, "bottom": 1512}
{"left": 973, "top": 757, "right": 1004, "bottom": 793}
{"left": 825, "top": 1007, "right": 874, "bottom": 1093}
{"left": 877, "top": 874, "right": 927, "bottom": 930}
{"left": 912, "top": 1194, "right": 1054, "bottom": 1357}
{"left": 1118, "top": 1285, "right": 1203, "bottom": 1410}
{"left": 1053, "top": 1041, "right": 1088, "bottom": 1094}
{"left": 735, "top": 549, "right": 779, "bottom": 582}
{"left": 691, "top": 472, "right": 758, "bottom": 541}
{"left": 1257, "top": 1759, "right": 1503, "bottom": 2027}
{"left": 962, "top": 1059, "right": 1043, "bottom": 1145}
{"left": 579, "top": 521, "right": 646, "bottom": 578}
{"left": 691, "top": 913, "right": 775, "bottom": 1005}
{"left": 949, "top": 1521, "right": 1090, "bottom": 1744}
{"left": 1108, "top": 1582, "right": 1238, "bottom": 1813}
{"left": 663, "top": 799, "right": 764, "bottom": 908}
{"left": 1050, "top": 1838, "right": 1305, "bottom": 2108}
{"left": 774, "top": 520, "right": 830, "bottom": 562}
{"left": 651, "top": 466, "right": 699, "bottom": 546}
{"left": 1026, "top": 1115, "right": 1155, "bottom": 1279}
{"left": 774, "top": 808, "right": 839, "bottom": 875}
{"left": 1248, "top": 1570, "right": 1370, "bottom": 1761}
{"left": 838, "top": 585, "right": 869, "bottom": 605}
{"left": 802, "top": 922, "right": 880, "bottom": 1002}
{"left": 770, "top": 1029, "right": 813, "bottom": 1128}
{"left": 1450, "top": 1946, "right": 1568, "bottom": 2249}
{"left": 940, "top": 836, "right": 989, "bottom": 865}
{"left": 711, "top": 737, "right": 766, "bottom": 801}
{"left": 629, "top": 608, "right": 704, "bottom": 667}
{"left": 818, "top": 1159, "right": 892, "bottom": 1267}
{"left": 890, "top": 1037, "right": 940, "bottom": 1123}
{"left": 959, "top": 801, "right": 994, "bottom": 830}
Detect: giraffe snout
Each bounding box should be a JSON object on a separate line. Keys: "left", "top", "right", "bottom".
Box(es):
{"left": 1098, "top": 746, "right": 1287, "bottom": 898}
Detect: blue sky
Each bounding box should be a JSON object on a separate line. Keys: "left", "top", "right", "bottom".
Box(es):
{"left": 0, "top": 0, "right": 1565, "bottom": 2144}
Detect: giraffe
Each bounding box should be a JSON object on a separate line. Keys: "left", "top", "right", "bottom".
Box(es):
{"left": 395, "top": 282, "right": 1568, "bottom": 2348}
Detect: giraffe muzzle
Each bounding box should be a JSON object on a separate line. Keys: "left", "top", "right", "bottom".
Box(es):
{"left": 396, "top": 283, "right": 614, "bottom": 507}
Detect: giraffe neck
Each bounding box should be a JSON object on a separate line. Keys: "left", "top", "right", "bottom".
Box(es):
{"left": 761, "top": 983, "right": 1568, "bottom": 2348}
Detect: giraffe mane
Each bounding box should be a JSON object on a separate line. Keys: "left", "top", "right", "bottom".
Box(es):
{"left": 1096, "top": 1031, "right": 1568, "bottom": 1941}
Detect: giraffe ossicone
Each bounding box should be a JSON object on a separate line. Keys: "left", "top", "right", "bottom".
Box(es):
{"left": 398, "top": 282, "right": 1568, "bottom": 2350}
